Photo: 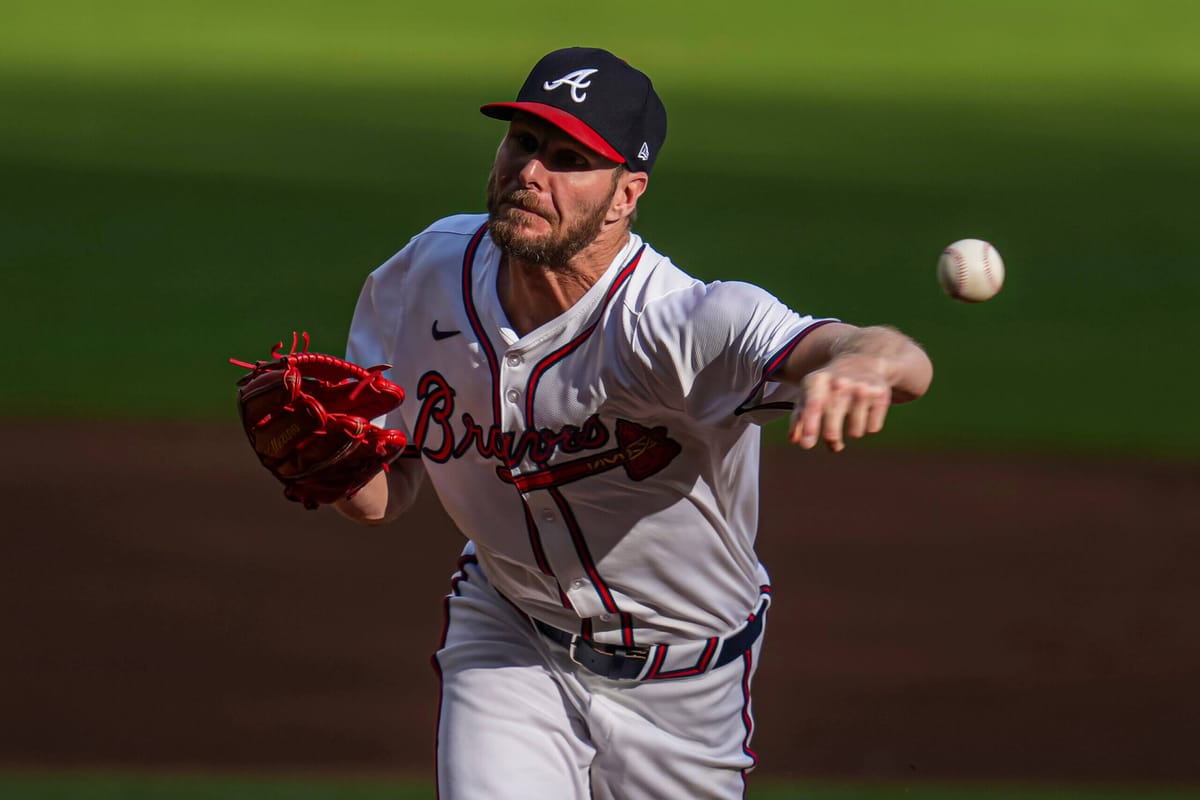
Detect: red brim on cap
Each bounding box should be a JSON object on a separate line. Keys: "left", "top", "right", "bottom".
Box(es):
{"left": 480, "top": 101, "right": 625, "bottom": 165}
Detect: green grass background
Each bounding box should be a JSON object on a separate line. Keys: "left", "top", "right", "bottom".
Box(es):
{"left": 2, "top": 2, "right": 1198, "bottom": 797}
{"left": 2, "top": 0, "right": 1197, "bottom": 456}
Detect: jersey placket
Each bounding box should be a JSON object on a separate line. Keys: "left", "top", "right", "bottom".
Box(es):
{"left": 498, "top": 344, "right": 609, "bottom": 621}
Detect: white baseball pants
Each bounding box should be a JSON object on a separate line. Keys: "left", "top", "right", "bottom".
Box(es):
{"left": 432, "top": 554, "right": 765, "bottom": 800}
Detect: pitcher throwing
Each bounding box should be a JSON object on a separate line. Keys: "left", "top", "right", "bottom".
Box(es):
{"left": 332, "top": 47, "right": 932, "bottom": 799}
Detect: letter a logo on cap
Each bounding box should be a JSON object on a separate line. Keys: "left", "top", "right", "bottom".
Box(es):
{"left": 637, "top": 142, "right": 650, "bottom": 161}
{"left": 543, "top": 68, "right": 599, "bottom": 103}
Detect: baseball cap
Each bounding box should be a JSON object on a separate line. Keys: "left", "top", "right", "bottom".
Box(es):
{"left": 481, "top": 47, "right": 667, "bottom": 174}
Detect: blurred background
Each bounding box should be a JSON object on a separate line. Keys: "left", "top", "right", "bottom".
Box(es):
{"left": 1, "top": 1, "right": 1197, "bottom": 798}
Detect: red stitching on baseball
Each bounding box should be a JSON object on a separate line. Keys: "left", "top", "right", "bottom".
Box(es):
{"left": 981, "top": 243, "right": 995, "bottom": 291}
{"left": 946, "top": 247, "right": 969, "bottom": 298}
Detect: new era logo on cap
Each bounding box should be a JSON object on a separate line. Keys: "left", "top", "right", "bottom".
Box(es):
{"left": 481, "top": 47, "right": 668, "bottom": 173}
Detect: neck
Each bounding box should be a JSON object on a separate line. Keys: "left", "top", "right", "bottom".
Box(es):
{"left": 498, "top": 228, "right": 630, "bottom": 336}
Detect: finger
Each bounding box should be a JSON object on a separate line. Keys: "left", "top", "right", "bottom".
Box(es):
{"left": 866, "top": 393, "right": 891, "bottom": 434}
{"left": 792, "top": 373, "right": 830, "bottom": 448}
{"left": 845, "top": 389, "right": 873, "bottom": 440}
{"left": 788, "top": 404, "right": 804, "bottom": 444}
{"left": 822, "top": 378, "right": 854, "bottom": 452}
{"left": 848, "top": 385, "right": 890, "bottom": 439}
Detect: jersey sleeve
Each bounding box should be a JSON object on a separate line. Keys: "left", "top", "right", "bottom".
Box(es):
{"left": 346, "top": 247, "right": 414, "bottom": 437}
{"left": 632, "top": 280, "right": 833, "bottom": 427}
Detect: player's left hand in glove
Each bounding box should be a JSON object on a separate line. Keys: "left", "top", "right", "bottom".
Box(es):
{"left": 230, "top": 332, "right": 407, "bottom": 510}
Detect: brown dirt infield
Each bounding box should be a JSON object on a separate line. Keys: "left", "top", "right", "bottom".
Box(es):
{"left": 2, "top": 422, "right": 1198, "bottom": 784}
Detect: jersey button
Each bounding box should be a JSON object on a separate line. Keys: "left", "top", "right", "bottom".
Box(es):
{"left": 506, "top": 354, "right": 522, "bottom": 367}
{"left": 599, "top": 613, "right": 613, "bottom": 623}
{"left": 540, "top": 509, "right": 555, "bottom": 522}
{"left": 505, "top": 388, "right": 520, "bottom": 403}
{"left": 570, "top": 579, "right": 587, "bottom": 590}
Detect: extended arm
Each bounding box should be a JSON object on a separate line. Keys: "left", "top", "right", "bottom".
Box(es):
{"left": 771, "top": 323, "right": 933, "bottom": 452}
{"left": 334, "top": 457, "right": 427, "bottom": 525}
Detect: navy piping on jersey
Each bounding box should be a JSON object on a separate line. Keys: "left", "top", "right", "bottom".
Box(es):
{"left": 460, "top": 223, "right": 507, "bottom": 447}
{"left": 431, "top": 554, "right": 478, "bottom": 800}
{"left": 734, "top": 318, "right": 839, "bottom": 415}
{"left": 520, "top": 245, "right": 645, "bottom": 647}
{"left": 522, "top": 245, "right": 645, "bottom": 435}
{"left": 740, "top": 588, "right": 768, "bottom": 792}
{"left": 644, "top": 585, "right": 770, "bottom": 680}
{"left": 739, "top": 648, "right": 758, "bottom": 793}
{"left": 460, "top": 223, "right": 559, "bottom": 590}
{"left": 741, "top": 589, "right": 767, "bottom": 775}
{"left": 549, "top": 486, "right": 630, "bottom": 641}
{"left": 644, "top": 636, "right": 720, "bottom": 679}
{"left": 520, "top": 494, "right": 554, "bottom": 577}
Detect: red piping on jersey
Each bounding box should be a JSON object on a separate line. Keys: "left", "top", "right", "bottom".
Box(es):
{"left": 522, "top": 245, "right": 645, "bottom": 439}
{"left": 644, "top": 636, "right": 719, "bottom": 680}
{"left": 645, "top": 643, "right": 668, "bottom": 677}
{"left": 460, "top": 223, "right": 507, "bottom": 442}
{"left": 431, "top": 554, "right": 478, "bottom": 800}
{"left": 520, "top": 498, "right": 554, "bottom": 576}
{"left": 645, "top": 588, "right": 771, "bottom": 680}
{"left": 619, "top": 611, "right": 635, "bottom": 646}
{"left": 461, "top": 222, "right": 558, "bottom": 582}
{"left": 739, "top": 649, "right": 758, "bottom": 767}
{"left": 734, "top": 318, "right": 839, "bottom": 415}
{"left": 550, "top": 487, "right": 623, "bottom": 617}
{"left": 521, "top": 245, "right": 645, "bottom": 646}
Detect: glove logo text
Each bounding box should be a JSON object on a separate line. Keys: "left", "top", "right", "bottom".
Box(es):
{"left": 264, "top": 422, "right": 303, "bottom": 457}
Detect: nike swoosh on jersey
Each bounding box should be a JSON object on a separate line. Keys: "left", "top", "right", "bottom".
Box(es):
{"left": 431, "top": 320, "right": 462, "bottom": 341}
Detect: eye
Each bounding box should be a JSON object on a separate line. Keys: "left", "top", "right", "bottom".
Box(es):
{"left": 551, "top": 148, "right": 590, "bottom": 170}
{"left": 513, "top": 132, "right": 538, "bottom": 153}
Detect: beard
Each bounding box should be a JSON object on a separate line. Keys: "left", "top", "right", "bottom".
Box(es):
{"left": 486, "top": 169, "right": 617, "bottom": 267}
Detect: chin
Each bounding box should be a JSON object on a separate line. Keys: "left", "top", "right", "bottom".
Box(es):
{"left": 511, "top": 232, "right": 555, "bottom": 255}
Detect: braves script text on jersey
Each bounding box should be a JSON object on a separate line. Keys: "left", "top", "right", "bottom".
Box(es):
{"left": 346, "top": 213, "right": 836, "bottom": 797}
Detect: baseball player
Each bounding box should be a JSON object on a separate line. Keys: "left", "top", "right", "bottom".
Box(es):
{"left": 335, "top": 47, "right": 932, "bottom": 799}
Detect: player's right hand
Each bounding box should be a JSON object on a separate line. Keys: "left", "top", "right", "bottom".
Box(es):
{"left": 789, "top": 354, "right": 893, "bottom": 452}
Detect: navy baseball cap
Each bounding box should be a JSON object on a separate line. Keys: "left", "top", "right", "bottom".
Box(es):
{"left": 481, "top": 47, "right": 668, "bottom": 174}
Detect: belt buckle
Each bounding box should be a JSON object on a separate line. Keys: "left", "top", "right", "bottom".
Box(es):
{"left": 567, "top": 636, "right": 649, "bottom": 667}
{"left": 567, "top": 634, "right": 595, "bottom": 669}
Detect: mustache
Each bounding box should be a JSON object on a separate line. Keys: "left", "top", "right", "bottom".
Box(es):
{"left": 495, "top": 188, "right": 554, "bottom": 220}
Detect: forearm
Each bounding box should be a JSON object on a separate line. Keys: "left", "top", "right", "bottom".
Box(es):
{"left": 335, "top": 472, "right": 391, "bottom": 524}
{"left": 777, "top": 323, "right": 933, "bottom": 402}
{"left": 334, "top": 460, "right": 426, "bottom": 525}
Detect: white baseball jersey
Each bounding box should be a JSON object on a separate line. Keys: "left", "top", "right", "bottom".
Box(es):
{"left": 348, "top": 213, "right": 833, "bottom": 650}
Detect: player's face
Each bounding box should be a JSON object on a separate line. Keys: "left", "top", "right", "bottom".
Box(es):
{"left": 486, "top": 114, "right": 623, "bottom": 266}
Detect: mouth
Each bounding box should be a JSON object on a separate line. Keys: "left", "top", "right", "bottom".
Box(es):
{"left": 504, "top": 202, "right": 552, "bottom": 225}
{"left": 499, "top": 189, "right": 553, "bottom": 218}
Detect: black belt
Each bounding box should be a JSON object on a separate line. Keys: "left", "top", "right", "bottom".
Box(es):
{"left": 533, "top": 608, "right": 765, "bottom": 681}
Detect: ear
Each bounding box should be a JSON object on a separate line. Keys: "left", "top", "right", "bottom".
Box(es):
{"left": 609, "top": 171, "right": 648, "bottom": 223}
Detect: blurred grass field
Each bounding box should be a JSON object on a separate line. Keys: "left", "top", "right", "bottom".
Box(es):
{"left": 2, "top": 773, "right": 1198, "bottom": 800}
{"left": 1, "top": 0, "right": 1197, "bottom": 456}
{"left": 1, "top": 3, "right": 1198, "bottom": 795}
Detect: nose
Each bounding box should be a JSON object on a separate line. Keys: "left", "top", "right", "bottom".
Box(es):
{"left": 517, "top": 154, "right": 545, "bottom": 189}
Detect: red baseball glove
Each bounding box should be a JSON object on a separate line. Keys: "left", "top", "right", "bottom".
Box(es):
{"left": 230, "top": 332, "right": 407, "bottom": 510}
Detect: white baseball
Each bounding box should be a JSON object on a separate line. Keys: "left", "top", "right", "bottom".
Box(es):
{"left": 937, "top": 238, "right": 1005, "bottom": 302}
